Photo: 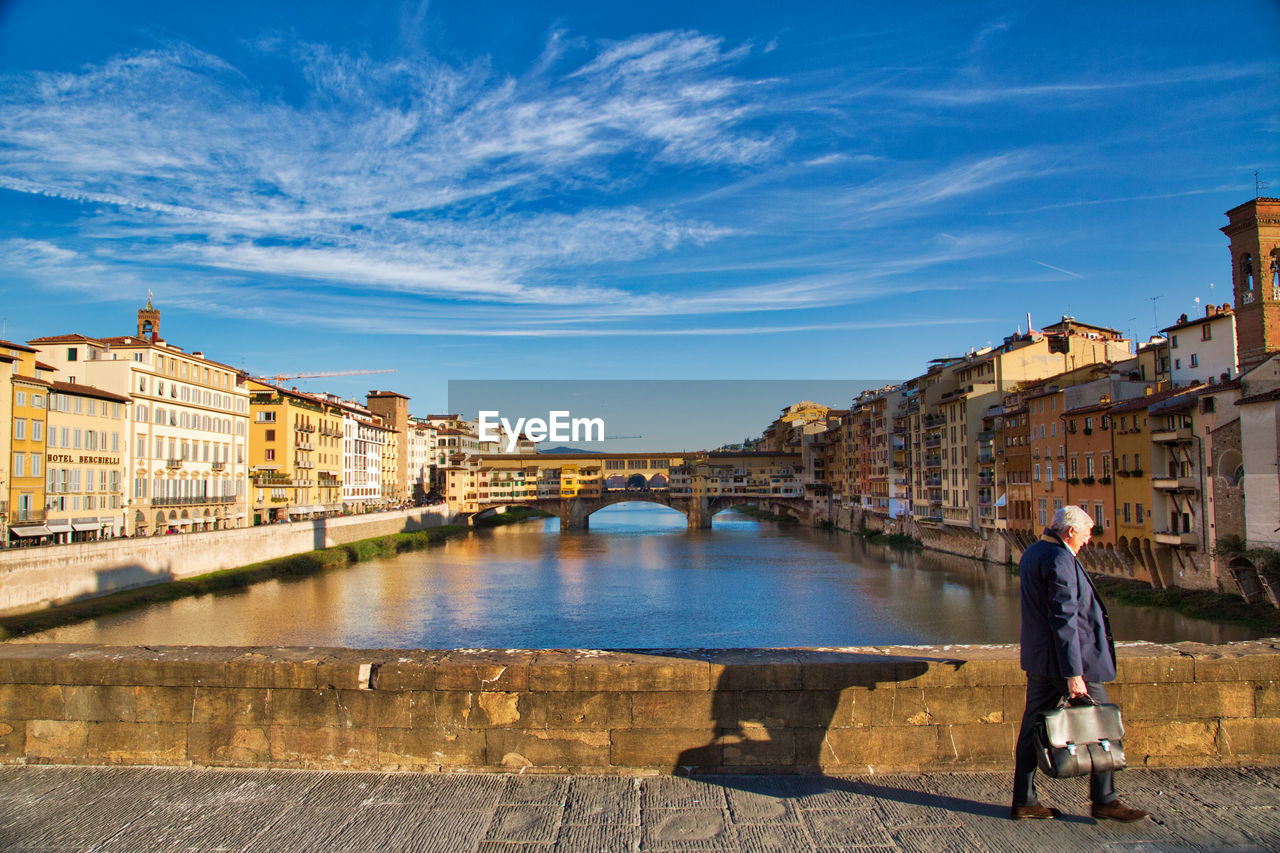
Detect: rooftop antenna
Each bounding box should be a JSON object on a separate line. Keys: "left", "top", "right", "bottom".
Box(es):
{"left": 1146, "top": 294, "right": 1163, "bottom": 336}
{"left": 1257, "top": 171, "right": 1269, "bottom": 198}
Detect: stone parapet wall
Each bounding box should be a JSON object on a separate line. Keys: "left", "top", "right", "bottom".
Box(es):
{"left": 0, "top": 641, "right": 1276, "bottom": 775}
{"left": 0, "top": 507, "right": 450, "bottom": 615}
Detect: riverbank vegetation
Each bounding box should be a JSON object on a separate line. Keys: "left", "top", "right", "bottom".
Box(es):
{"left": 1091, "top": 575, "right": 1280, "bottom": 635}
{"left": 0, "top": 511, "right": 549, "bottom": 641}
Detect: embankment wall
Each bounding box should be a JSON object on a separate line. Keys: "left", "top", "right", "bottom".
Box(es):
{"left": 1, "top": 641, "right": 1276, "bottom": 775}
{"left": 0, "top": 507, "right": 451, "bottom": 615}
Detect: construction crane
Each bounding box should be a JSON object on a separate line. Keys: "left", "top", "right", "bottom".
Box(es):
{"left": 263, "top": 369, "right": 397, "bottom": 383}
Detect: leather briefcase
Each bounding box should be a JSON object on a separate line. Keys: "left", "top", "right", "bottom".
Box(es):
{"left": 1033, "top": 695, "right": 1126, "bottom": 778}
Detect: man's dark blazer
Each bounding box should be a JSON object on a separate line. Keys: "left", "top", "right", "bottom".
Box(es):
{"left": 1018, "top": 534, "right": 1116, "bottom": 682}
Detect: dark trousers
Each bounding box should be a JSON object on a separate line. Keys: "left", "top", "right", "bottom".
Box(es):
{"left": 1012, "top": 675, "right": 1117, "bottom": 807}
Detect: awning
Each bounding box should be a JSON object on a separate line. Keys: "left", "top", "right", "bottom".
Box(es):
{"left": 70, "top": 520, "right": 100, "bottom": 532}
{"left": 46, "top": 519, "right": 73, "bottom": 533}
{"left": 175, "top": 518, "right": 193, "bottom": 526}
{"left": 9, "top": 525, "right": 51, "bottom": 537}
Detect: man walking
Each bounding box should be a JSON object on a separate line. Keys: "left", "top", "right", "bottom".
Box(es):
{"left": 1011, "top": 505, "right": 1149, "bottom": 822}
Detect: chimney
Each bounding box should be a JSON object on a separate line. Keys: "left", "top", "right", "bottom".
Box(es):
{"left": 1205, "top": 304, "right": 1217, "bottom": 317}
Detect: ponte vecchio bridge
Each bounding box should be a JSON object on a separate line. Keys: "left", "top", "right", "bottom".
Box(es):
{"left": 463, "top": 451, "right": 809, "bottom": 530}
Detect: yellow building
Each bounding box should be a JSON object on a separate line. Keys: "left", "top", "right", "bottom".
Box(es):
{"left": 246, "top": 380, "right": 345, "bottom": 524}
{"left": 43, "top": 381, "right": 131, "bottom": 542}
{"left": 4, "top": 342, "right": 51, "bottom": 545}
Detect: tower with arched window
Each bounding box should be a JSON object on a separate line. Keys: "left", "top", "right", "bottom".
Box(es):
{"left": 1222, "top": 197, "right": 1280, "bottom": 369}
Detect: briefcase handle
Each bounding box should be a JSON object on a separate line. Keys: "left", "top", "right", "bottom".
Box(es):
{"left": 1055, "top": 693, "right": 1098, "bottom": 709}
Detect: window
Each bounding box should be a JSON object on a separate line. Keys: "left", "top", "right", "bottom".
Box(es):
{"left": 1174, "top": 358, "right": 1181, "bottom": 370}
{"left": 13, "top": 453, "right": 24, "bottom": 477}
{"left": 67, "top": 347, "right": 77, "bottom": 361}
{"left": 13, "top": 419, "right": 25, "bottom": 440}
{"left": 1202, "top": 324, "right": 1212, "bottom": 341}
{"left": 1190, "top": 354, "right": 1199, "bottom": 368}
{"left": 31, "top": 394, "right": 43, "bottom": 408}
{"left": 1135, "top": 502, "right": 1144, "bottom": 522}
{"left": 32, "top": 421, "right": 43, "bottom": 442}
{"left": 1171, "top": 334, "right": 1179, "bottom": 348}
{"left": 265, "top": 449, "right": 276, "bottom": 461}
{"left": 1123, "top": 503, "right": 1132, "bottom": 524}
{"left": 15, "top": 391, "right": 26, "bottom": 407}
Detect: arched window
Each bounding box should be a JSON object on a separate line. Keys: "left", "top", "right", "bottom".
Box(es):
{"left": 1271, "top": 248, "right": 1279, "bottom": 290}
{"left": 1242, "top": 253, "right": 1255, "bottom": 291}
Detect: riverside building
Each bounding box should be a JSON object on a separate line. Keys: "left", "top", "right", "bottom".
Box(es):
{"left": 246, "top": 379, "right": 345, "bottom": 524}
{"left": 3, "top": 341, "right": 51, "bottom": 545}
{"left": 29, "top": 303, "right": 252, "bottom": 535}
{"left": 43, "top": 381, "right": 131, "bottom": 542}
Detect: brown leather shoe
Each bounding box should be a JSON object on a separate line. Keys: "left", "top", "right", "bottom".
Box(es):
{"left": 1091, "top": 800, "right": 1149, "bottom": 822}
{"left": 1010, "top": 803, "right": 1061, "bottom": 820}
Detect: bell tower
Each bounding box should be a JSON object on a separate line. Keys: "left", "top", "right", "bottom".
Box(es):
{"left": 137, "top": 291, "right": 160, "bottom": 341}
{"left": 1223, "top": 197, "right": 1280, "bottom": 370}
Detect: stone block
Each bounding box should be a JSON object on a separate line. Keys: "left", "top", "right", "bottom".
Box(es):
{"left": 133, "top": 686, "right": 196, "bottom": 723}
{"left": 435, "top": 651, "right": 531, "bottom": 692}
{"left": 527, "top": 651, "right": 577, "bottom": 692}
{"left": 871, "top": 688, "right": 930, "bottom": 726}
{"left": 0, "top": 719, "right": 25, "bottom": 757}
{"left": 316, "top": 649, "right": 385, "bottom": 690}
{"left": 25, "top": 719, "right": 87, "bottom": 759}
{"left": 820, "top": 725, "right": 940, "bottom": 772}
{"left": 1125, "top": 721, "right": 1217, "bottom": 759}
{"left": 226, "top": 651, "right": 320, "bottom": 689}
{"left": 941, "top": 723, "right": 1017, "bottom": 762}
{"left": 520, "top": 691, "right": 631, "bottom": 730}
{"left": 898, "top": 659, "right": 973, "bottom": 689}
{"left": 1256, "top": 681, "right": 1280, "bottom": 716}
{"left": 1122, "top": 682, "right": 1254, "bottom": 721}
{"left": 611, "top": 727, "right": 718, "bottom": 771}
{"left": 629, "top": 692, "right": 714, "bottom": 730}
{"left": 918, "top": 687, "right": 1005, "bottom": 725}
{"left": 1191, "top": 650, "right": 1280, "bottom": 683}
{"left": 192, "top": 687, "right": 270, "bottom": 725}
{"left": 86, "top": 721, "right": 187, "bottom": 764}
{"left": 270, "top": 689, "right": 338, "bottom": 727}
{"left": 799, "top": 654, "right": 901, "bottom": 690}
{"left": 187, "top": 723, "right": 272, "bottom": 764}
{"left": 0, "top": 683, "right": 64, "bottom": 719}
{"left": 369, "top": 652, "right": 443, "bottom": 691}
{"left": 706, "top": 651, "right": 802, "bottom": 691}
{"left": 378, "top": 725, "right": 487, "bottom": 768}
{"left": 732, "top": 690, "right": 842, "bottom": 729}
{"left": 266, "top": 725, "right": 377, "bottom": 768}
{"left": 487, "top": 728, "right": 612, "bottom": 769}
{"left": 1220, "top": 718, "right": 1280, "bottom": 758}
{"left": 721, "top": 727, "right": 794, "bottom": 768}
{"left": 336, "top": 689, "right": 411, "bottom": 729}
{"left": 61, "top": 685, "right": 137, "bottom": 723}
{"left": 830, "top": 687, "right": 874, "bottom": 727}
{"left": 572, "top": 656, "right": 710, "bottom": 693}
{"left": 949, "top": 655, "right": 1025, "bottom": 687}
{"left": 0, "top": 644, "right": 90, "bottom": 684}
{"left": 1113, "top": 648, "right": 1196, "bottom": 683}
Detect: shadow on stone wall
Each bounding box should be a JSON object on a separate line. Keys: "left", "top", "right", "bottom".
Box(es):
{"left": 90, "top": 563, "right": 174, "bottom": 599}
{"left": 671, "top": 650, "right": 936, "bottom": 775}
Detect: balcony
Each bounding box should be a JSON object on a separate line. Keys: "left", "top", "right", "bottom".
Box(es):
{"left": 297, "top": 424, "right": 316, "bottom": 433}
{"left": 924, "top": 436, "right": 941, "bottom": 448}
{"left": 9, "top": 507, "right": 46, "bottom": 522}
{"left": 211, "top": 461, "right": 226, "bottom": 471}
{"left": 1152, "top": 476, "right": 1198, "bottom": 491}
{"left": 152, "top": 496, "right": 238, "bottom": 507}
{"left": 297, "top": 441, "right": 315, "bottom": 450}
{"left": 1151, "top": 427, "right": 1193, "bottom": 443}
{"left": 166, "top": 458, "right": 183, "bottom": 469}
{"left": 1154, "top": 530, "right": 1199, "bottom": 548}
{"left": 924, "top": 455, "right": 942, "bottom": 468}
{"left": 977, "top": 451, "right": 994, "bottom": 464}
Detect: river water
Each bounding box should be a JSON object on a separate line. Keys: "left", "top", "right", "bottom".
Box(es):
{"left": 16, "top": 505, "right": 1258, "bottom": 647}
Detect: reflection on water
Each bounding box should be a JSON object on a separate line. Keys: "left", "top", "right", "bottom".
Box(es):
{"left": 15, "top": 504, "right": 1259, "bottom": 647}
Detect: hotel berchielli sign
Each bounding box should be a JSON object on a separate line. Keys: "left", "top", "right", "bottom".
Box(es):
{"left": 46, "top": 454, "right": 121, "bottom": 466}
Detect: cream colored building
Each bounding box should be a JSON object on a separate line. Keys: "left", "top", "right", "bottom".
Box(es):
{"left": 29, "top": 304, "right": 252, "bottom": 535}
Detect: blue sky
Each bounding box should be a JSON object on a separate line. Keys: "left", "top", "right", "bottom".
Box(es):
{"left": 1, "top": 1, "right": 1277, "bottom": 415}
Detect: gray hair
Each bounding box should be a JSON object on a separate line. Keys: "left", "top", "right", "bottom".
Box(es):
{"left": 1050, "top": 505, "right": 1094, "bottom": 537}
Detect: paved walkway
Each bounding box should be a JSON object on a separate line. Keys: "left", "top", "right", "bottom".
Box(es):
{"left": 1, "top": 765, "right": 1277, "bottom": 852}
